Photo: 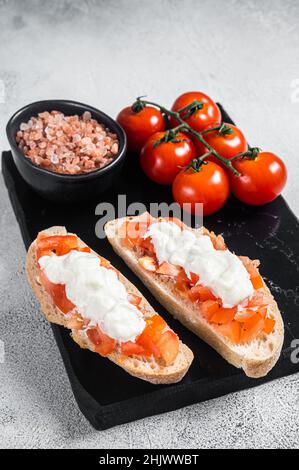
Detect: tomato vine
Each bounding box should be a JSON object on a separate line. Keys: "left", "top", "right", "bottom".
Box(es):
{"left": 131, "top": 97, "right": 261, "bottom": 177}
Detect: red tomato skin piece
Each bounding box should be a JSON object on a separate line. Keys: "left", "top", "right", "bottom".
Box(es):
{"left": 263, "top": 318, "right": 276, "bottom": 334}
{"left": 200, "top": 300, "right": 220, "bottom": 322}
{"left": 121, "top": 341, "right": 150, "bottom": 356}
{"left": 155, "top": 330, "right": 180, "bottom": 366}
{"left": 188, "top": 285, "right": 217, "bottom": 302}
{"left": 38, "top": 269, "right": 75, "bottom": 314}
{"left": 214, "top": 320, "right": 241, "bottom": 344}
{"left": 240, "top": 313, "right": 265, "bottom": 344}
{"left": 86, "top": 327, "right": 116, "bottom": 356}
{"left": 210, "top": 307, "right": 237, "bottom": 325}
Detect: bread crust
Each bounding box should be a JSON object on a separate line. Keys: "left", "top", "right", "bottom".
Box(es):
{"left": 105, "top": 216, "right": 284, "bottom": 379}
{"left": 26, "top": 226, "right": 194, "bottom": 385}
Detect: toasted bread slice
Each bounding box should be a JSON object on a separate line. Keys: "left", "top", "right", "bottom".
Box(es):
{"left": 26, "top": 226, "right": 194, "bottom": 384}
{"left": 105, "top": 216, "right": 284, "bottom": 378}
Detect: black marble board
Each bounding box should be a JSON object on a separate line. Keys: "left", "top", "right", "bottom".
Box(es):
{"left": 2, "top": 104, "right": 299, "bottom": 429}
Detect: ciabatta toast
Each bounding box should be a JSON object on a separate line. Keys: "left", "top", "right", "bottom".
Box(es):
{"left": 26, "top": 226, "right": 193, "bottom": 384}
{"left": 105, "top": 215, "right": 284, "bottom": 378}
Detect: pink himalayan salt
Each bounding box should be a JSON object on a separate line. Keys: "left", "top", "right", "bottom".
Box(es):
{"left": 17, "top": 110, "right": 119, "bottom": 174}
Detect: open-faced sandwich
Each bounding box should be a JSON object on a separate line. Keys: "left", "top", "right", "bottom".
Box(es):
{"left": 26, "top": 226, "right": 194, "bottom": 384}
{"left": 105, "top": 213, "right": 284, "bottom": 378}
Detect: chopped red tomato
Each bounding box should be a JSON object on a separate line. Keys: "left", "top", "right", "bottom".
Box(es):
{"left": 145, "top": 314, "right": 167, "bottom": 342}
{"left": 39, "top": 269, "right": 75, "bottom": 314}
{"left": 139, "top": 237, "right": 155, "bottom": 255}
{"left": 210, "top": 307, "right": 237, "bottom": 325}
{"left": 122, "top": 315, "right": 178, "bottom": 363}
{"left": 188, "top": 285, "right": 217, "bottom": 302}
{"left": 100, "top": 257, "right": 111, "bottom": 268}
{"left": 136, "top": 331, "right": 161, "bottom": 358}
{"left": 156, "top": 262, "right": 181, "bottom": 277}
{"left": 189, "top": 272, "right": 200, "bottom": 285}
{"left": 251, "top": 275, "right": 264, "bottom": 290}
{"left": 175, "top": 269, "right": 190, "bottom": 292}
{"left": 240, "top": 256, "right": 264, "bottom": 290}
{"left": 127, "top": 221, "right": 149, "bottom": 241}
{"left": 37, "top": 235, "right": 78, "bottom": 259}
{"left": 211, "top": 233, "right": 227, "bottom": 251}
{"left": 80, "top": 246, "right": 91, "bottom": 253}
{"left": 86, "top": 327, "right": 116, "bottom": 356}
{"left": 136, "top": 314, "right": 167, "bottom": 358}
{"left": 201, "top": 300, "right": 220, "bottom": 322}
{"left": 155, "top": 330, "right": 179, "bottom": 366}
{"left": 171, "top": 267, "right": 198, "bottom": 290}
{"left": 67, "top": 313, "right": 85, "bottom": 330}
{"left": 123, "top": 214, "right": 154, "bottom": 247}
{"left": 215, "top": 320, "right": 241, "bottom": 344}
{"left": 127, "top": 293, "right": 142, "bottom": 306}
{"left": 121, "top": 212, "right": 153, "bottom": 236}
{"left": 234, "top": 308, "right": 257, "bottom": 323}
{"left": 121, "top": 341, "right": 150, "bottom": 356}
{"left": 123, "top": 235, "right": 135, "bottom": 249}
{"left": 138, "top": 256, "right": 157, "bottom": 272}
{"left": 123, "top": 223, "right": 142, "bottom": 248}
{"left": 258, "top": 306, "right": 268, "bottom": 318}
{"left": 240, "top": 312, "right": 265, "bottom": 344}
{"left": 263, "top": 317, "right": 276, "bottom": 334}
{"left": 246, "top": 291, "right": 267, "bottom": 307}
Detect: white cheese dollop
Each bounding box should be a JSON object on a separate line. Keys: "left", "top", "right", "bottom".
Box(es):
{"left": 38, "top": 250, "right": 146, "bottom": 342}
{"left": 145, "top": 221, "right": 253, "bottom": 308}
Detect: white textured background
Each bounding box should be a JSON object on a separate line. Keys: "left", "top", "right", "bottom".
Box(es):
{"left": 1, "top": 0, "right": 299, "bottom": 449}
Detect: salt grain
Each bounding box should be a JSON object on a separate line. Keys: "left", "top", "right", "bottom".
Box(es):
{"left": 50, "top": 155, "right": 59, "bottom": 165}
{"left": 83, "top": 111, "right": 91, "bottom": 121}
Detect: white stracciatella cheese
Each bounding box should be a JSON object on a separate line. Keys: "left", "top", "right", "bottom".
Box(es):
{"left": 38, "top": 250, "right": 146, "bottom": 342}
{"left": 145, "top": 221, "right": 253, "bottom": 308}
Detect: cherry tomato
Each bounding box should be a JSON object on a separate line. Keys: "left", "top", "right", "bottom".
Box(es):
{"left": 140, "top": 131, "right": 196, "bottom": 185}
{"left": 194, "top": 123, "right": 248, "bottom": 162}
{"left": 230, "top": 152, "right": 287, "bottom": 206}
{"left": 117, "top": 105, "right": 165, "bottom": 153}
{"left": 171, "top": 91, "right": 221, "bottom": 133}
{"left": 172, "top": 161, "right": 230, "bottom": 216}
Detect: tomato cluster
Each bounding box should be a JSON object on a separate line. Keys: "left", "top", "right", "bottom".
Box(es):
{"left": 117, "top": 92, "right": 287, "bottom": 216}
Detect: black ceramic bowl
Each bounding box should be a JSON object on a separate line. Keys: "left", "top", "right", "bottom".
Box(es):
{"left": 6, "top": 100, "right": 127, "bottom": 203}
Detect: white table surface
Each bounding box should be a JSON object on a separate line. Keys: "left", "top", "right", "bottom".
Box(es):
{"left": 0, "top": 0, "right": 299, "bottom": 449}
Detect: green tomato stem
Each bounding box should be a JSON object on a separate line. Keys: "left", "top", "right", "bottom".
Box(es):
{"left": 136, "top": 98, "right": 241, "bottom": 176}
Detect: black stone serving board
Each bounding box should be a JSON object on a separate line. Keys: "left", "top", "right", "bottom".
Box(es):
{"left": 2, "top": 104, "right": 299, "bottom": 430}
